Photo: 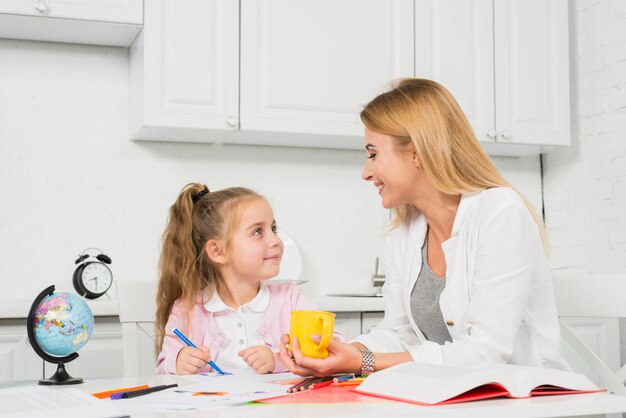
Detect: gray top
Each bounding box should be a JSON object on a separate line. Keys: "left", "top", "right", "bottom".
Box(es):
{"left": 409, "top": 240, "right": 453, "bottom": 345}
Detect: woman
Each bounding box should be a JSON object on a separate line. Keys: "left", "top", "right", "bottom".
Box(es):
{"left": 278, "top": 78, "right": 569, "bottom": 377}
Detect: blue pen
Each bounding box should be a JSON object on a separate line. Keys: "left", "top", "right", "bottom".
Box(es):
{"left": 172, "top": 328, "right": 228, "bottom": 375}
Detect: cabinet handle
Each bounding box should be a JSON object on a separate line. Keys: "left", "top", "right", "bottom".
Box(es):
{"left": 486, "top": 129, "right": 496, "bottom": 139}
{"left": 500, "top": 129, "right": 512, "bottom": 140}
{"left": 226, "top": 116, "right": 238, "bottom": 128}
{"left": 33, "top": 0, "right": 49, "bottom": 13}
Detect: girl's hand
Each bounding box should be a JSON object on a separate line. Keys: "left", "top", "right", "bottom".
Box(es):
{"left": 238, "top": 345, "right": 276, "bottom": 374}
{"left": 176, "top": 345, "right": 211, "bottom": 375}
{"left": 277, "top": 333, "right": 362, "bottom": 377}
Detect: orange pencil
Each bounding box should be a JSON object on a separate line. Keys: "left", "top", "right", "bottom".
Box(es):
{"left": 91, "top": 385, "right": 149, "bottom": 399}
{"left": 332, "top": 378, "right": 365, "bottom": 387}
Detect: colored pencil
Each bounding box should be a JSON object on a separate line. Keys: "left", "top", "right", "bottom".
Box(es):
{"left": 301, "top": 375, "right": 339, "bottom": 391}
{"left": 287, "top": 377, "right": 318, "bottom": 393}
{"left": 111, "top": 383, "right": 178, "bottom": 400}
{"left": 332, "top": 374, "right": 356, "bottom": 383}
{"left": 332, "top": 377, "right": 366, "bottom": 386}
{"left": 91, "top": 385, "right": 149, "bottom": 399}
{"left": 172, "top": 328, "right": 229, "bottom": 375}
{"left": 300, "top": 377, "right": 323, "bottom": 390}
{"left": 309, "top": 379, "right": 334, "bottom": 390}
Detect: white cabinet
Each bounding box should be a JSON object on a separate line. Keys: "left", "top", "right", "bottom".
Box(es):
{"left": 361, "top": 312, "right": 385, "bottom": 335}
{"left": 560, "top": 318, "right": 621, "bottom": 389}
{"left": 130, "top": 0, "right": 569, "bottom": 156}
{"left": 414, "top": 0, "right": 494, "bottom": 148}
{"left": 57, "top": 317, "right": 124, "bottom": 380}
{"left": 0, "top": 320, "right": 42, "bottom": 382}
{"left": 0, "top": 0, "right": 143, "bottom": 47}
{"left": 0, "top": 317, "right": 123, "bottom": 383}
{"left": 0, "top": 0, "right": 142, "bottom": 23}
{"left": 234, "top": 0, "right": 414, "bottom": 149}
{"left": 121, "top": 322, "right": 157, "bottom": 376}
{"left": 415, "top": 0, "right": 570, "bottom": 156}
{"left": 129, "top": 0, "right": 239, "bottom": 143}
{"left": 335, "top": 313, "right": 362, "bottom": 340}
{"left": 493, "top": 0, "right": 570, "bottom": 148}
{"left": 334, "top": 312, "right": 385, "bottom": 340}
{"left": 129, "top": 0, "right": 414, "bottom": 149}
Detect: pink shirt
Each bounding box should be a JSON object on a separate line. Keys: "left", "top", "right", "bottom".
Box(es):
{"left": 155, "top": 283, "right": 346, "bottom": 374}
{"left": 203, "top": 282, "right": 271, "bottom": 372}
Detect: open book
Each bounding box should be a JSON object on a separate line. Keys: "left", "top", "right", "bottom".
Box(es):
{"left": 353, "top": 362, "right": 604, "bottom": 406}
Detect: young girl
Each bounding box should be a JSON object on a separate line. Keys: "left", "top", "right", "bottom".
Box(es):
{"left": 155, "top": 183, "right": 344, "bottom": 374}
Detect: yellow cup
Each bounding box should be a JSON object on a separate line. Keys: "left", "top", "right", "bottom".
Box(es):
{"left": 289, "top": 310, "right": 335, "bottom": 359}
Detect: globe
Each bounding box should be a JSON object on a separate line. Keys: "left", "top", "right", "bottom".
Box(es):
{"left": 27, "top": 285, "right": 94, "bottom": 385}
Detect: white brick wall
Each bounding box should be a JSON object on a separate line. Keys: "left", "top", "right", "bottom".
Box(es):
{"left": 543, "top": 0, "right": 626, "bottom": 274}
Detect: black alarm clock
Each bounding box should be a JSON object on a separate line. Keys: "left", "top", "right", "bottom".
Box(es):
{"left": 72, "top": 248, "right": 113, "bottom": 299}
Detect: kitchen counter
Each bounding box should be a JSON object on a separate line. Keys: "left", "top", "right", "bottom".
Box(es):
{"left": 0, "top": 298, "right": 120, "bottom": 319}
{"left": 311, "top": 295, "right": 385, "bottom": 312}
{"left": 0, "top": 294, "right": 385, "bottom": 319}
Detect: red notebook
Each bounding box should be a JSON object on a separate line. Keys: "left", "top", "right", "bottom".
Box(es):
{"left": 258, "top": 384, "right": 395, "bottom": 404}
{"left": 352, "top": 362, "right": 604, "bottom": 406}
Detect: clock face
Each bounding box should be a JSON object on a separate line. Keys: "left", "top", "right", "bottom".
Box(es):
{"left": 81, "top": 262, "right": 113, "bottom": 295}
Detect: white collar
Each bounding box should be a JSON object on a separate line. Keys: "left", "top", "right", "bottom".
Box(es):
{"left": 408, "top": 190, "right": 481, "bottom": 239}
{"left": 203, "top": 282, "right": 270, "bottom": 313}
{"left": 450, "top": 191, "right": 480, "bottom": 236}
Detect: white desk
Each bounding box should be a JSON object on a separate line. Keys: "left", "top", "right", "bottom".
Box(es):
{"left": 3, "top": 374, "right": 626, "bottom": 418}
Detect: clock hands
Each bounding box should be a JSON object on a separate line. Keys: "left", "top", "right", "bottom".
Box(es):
{"left": 88, "top": 272, "right": 111, "bottom": 291}
{"left": 87, "top": 276, "right": 99, "bottom": 290}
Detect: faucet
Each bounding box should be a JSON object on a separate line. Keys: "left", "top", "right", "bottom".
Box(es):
{"left": 371, "top": 257, "right": 386, "bottom": 288}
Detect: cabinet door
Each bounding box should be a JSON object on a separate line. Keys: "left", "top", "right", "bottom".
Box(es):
{"left": 361, "top": 312, "right": 384, "bottom": 335}
{"left": 334, "top": 313, "right": 361, "bottom": 341}
{"left": 237, "top": 0, "right": 414, "bottom": 149}
{"left": 0, "top": 321, "right": 49, "bottom": 383}
{"left": 0, "top": 0, "right": 142, "bottom": 24}
{"left": 129, "top": 0, "right": 239, "bottom": 142}
{"left": 494, "top": 0, "right": 570, "bottom": 146}
{"left": 121, "top": 322, "right": 157, "bottom": 376}
{"left": 415, "top": 0, "right": 495, "bottom": 144}
{"left": 560, "top": 318, "right": 620, "bottom": 389}
{"left": 54, "top": 317, "right": 123, "bottom": 379}
{"left": 0, "top": 332, "right": 26, "bottom": 382}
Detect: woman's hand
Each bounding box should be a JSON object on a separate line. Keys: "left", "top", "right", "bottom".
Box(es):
{"left": 176, "top": 345, "right": 211, "bottom": 375}
{"left": 277, "top": 333, "right": 362, "bottom": 377}
{"left": 238, "top": 345, "right": 276, "bottom": 374}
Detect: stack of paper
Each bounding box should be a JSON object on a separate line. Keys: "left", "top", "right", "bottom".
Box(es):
{"left": 1, "top": 387, "right": 125, "bottom": 418}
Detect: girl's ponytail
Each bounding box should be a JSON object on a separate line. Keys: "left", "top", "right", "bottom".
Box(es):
{"left": 156, "top": 183, "right": 209, "bottom": 354}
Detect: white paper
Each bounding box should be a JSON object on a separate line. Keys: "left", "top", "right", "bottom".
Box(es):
{"left": 0, "top": 387, "right": 126, "bottom": 418}
{"left": 114, "top": 371, "right": 297, "bottom": 412}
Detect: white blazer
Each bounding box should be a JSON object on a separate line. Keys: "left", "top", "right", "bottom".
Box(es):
{"left": 353, "top": 187, "right": 570, "bottom": 370}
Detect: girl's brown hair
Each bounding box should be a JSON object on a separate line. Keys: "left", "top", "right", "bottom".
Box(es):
{"left": 155, "top": 183, "right": 262, "bottom": 354}
{"left": 360, "top": 78, "right": 548, "bottom": 250}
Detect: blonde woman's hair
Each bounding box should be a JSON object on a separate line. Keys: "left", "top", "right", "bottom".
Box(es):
{"left": 360, "top": 78, "right": 548, "bottom": 250}
{"left": 155, "top": 183, "right": 262, "bottom": 354}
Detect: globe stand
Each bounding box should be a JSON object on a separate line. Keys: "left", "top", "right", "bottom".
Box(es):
{"left": 27, "top": 285, "right": 84, "bottom": 385}
{"left": 38, "top": 362, "right": 83, "bottom": 385}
